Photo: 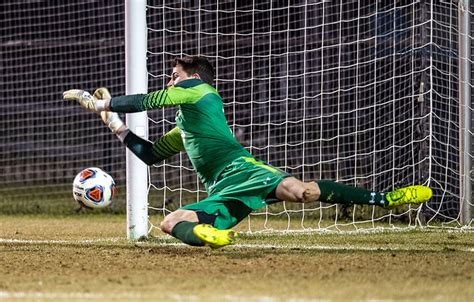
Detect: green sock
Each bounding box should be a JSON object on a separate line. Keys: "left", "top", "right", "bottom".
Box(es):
{"left": 317, "top": 180, "right": 387, "bottom": 207}
{"left": 171, "top": 221, "right": 205, "bottom": 246}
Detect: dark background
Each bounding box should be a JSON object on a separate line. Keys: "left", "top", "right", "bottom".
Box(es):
{"left": 0, "top": 1, "right": 470, "bottom": 221}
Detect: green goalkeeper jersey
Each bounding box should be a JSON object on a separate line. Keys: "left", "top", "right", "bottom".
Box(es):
{"left": 110, "top": 79, "right": 252, "bottom": 190}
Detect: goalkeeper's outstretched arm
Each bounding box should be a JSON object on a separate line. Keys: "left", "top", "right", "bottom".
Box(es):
{"left": 96, "top": 88, "right": 184, "bottom": 165}
{"left": 120, "top": 126, "right": 184, "bottom": 166}
{"left": 64, "top": 87, "right": 184, "bottom": 165}
{"left": 97, "top": 89, "right": 184, "bottom": 165}
{"left": 100, "top": 111, "right": 184, "bottom": 166}
{"left": 64, "top": 83, "right": 207, "bottom": 114}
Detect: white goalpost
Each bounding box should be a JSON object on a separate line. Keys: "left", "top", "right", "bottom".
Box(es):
{"left": 121, "top": 0, "right": 474, "bottom": 236}
{"left": 458, "top": 0, "right": 472, "bottom": 225}
{"left": 125, "top": 0, "right": 148, "bottom": 239}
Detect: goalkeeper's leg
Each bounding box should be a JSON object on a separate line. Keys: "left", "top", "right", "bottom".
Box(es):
{"left": 275, "top": 177, "right": 432, "bottom": 208}
{"left": 160, "top": 209, "right": 238, "bottom": 248}
{"left": 160, "top": 209, "right": 205, "bottom": 247}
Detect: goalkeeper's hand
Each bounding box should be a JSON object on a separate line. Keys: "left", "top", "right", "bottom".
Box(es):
{"left": 100, "top": 111, "right": 126, "bottom": 134}
{"left": 93, "top": 87, "right": 125, "bottom": 133}
{"left": 63, "top": 89, "right": 108, "bottom": 112}
{"left": 93, "top": 87, "right": 111, "bottom": 102}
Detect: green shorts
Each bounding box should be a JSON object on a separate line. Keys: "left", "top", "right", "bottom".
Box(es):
{"left": 181, "top": 156, "right": 290, "bottom": 230}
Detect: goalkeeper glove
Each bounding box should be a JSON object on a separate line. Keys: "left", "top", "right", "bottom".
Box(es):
{"left": 63, "top": 89, "right": 108, "bottom": 112}
{"left": 100, "top": 111, "right": 127, "bottom": 135}
{"left": 93, "top": 87, "right": 111, "bottom": 102}
{"left": 93, "top": 87, "right": 125, "bottom": 133}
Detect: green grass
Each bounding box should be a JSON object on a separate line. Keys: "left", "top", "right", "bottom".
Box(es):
{"left": 1, "top": 215, "right": 473, "bottom": 301}
{"left": 143, "top": 226, "right": 474, "bottom": 252}
{"left": 0, "top": 184, "right": 127, "bottom": 215}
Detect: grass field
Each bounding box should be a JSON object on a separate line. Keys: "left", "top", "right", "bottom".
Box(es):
{"left": 1, "top": 215, "right": 473, "bottom": 302}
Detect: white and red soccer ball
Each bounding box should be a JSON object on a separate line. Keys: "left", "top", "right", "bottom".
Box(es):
{"left": 72, "top": 167, "right": 116, "bottom": 209}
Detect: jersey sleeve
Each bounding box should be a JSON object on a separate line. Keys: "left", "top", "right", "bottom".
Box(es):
{"left": 151, "top": 126, "right": 185, "bottom": 160}
{"left": 109, "top": 80, "right": 218, "bottom": 112}
{"left": 122, "top": 126, "right": 184, "bottom": 165}
{"left": 109, "top": 94, "right": 147, "bottom": 112}
{"left": 109, "top": 87, "right": 201, "bottom": 112}
{"left": 142, "top": 86, "right": 203, "bottom": 109}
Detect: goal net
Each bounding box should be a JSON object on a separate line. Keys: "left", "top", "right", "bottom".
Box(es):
{"left": 145, "top": 0, "right": 473, "bottom": 233}
{"left": 0, "top": 2, "right": 127, "bottom": 214}
{"left": 0, "top": 1, "right": 471, "bottom": 233}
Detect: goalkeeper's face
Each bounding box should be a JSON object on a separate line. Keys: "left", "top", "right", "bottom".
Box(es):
{"left": 167, "top": 64, "right": 196, "bottom": 87}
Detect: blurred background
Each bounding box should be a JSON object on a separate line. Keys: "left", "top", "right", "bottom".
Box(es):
{"left": 0, "top": 1, "right": 472, "bottom": 226}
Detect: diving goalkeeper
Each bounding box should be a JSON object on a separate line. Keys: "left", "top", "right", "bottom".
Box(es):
{"left": 63, "top": 56, "right": 432, "bottom": 248}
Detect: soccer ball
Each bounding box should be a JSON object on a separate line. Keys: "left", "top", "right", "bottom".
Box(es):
{"left": 72, "top": 167, "right": 116, "bottom": 209}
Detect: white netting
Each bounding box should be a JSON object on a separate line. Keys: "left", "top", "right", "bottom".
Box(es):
{"left": 0, "top": 1, "right": 471, "bottom": 230}
{"left": 0, "top": 2, "right": 127, "bottom": 213}
{"left": 144, "top": 1, "right": 472, "bottom": 232}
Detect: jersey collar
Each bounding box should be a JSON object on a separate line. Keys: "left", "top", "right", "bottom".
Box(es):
{"left": 175, "top": 79, "right": 205, "bottom": 88}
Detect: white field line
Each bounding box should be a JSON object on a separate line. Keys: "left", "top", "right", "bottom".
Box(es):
{"left": 1, "top": 237, "right": 473, "bottom": 253}
{"left": 0, "top": 290, "right": 333, "bottom": 302}
{"left": 0, "top": 237, "right": 123, "bottom": 245}
{"left": 0, "top": 290, "right": 142, "bottom": 300}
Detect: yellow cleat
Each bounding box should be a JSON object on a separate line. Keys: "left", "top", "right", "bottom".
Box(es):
{"left": 385, "top": 185, "right": 432, "bottom": 209}
{"left": 193, "top": 224, "right": 238, "bottom": 249}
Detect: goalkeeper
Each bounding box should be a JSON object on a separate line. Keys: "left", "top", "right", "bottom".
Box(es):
{"left": 64, "top": 56, "right": 432, "bottom": 248}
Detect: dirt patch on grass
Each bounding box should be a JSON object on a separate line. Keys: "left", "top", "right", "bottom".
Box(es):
{"left": 1, "top": 216, "right": 473, "bottom": 301}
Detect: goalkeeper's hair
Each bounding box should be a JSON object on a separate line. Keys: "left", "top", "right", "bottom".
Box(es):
{"left": 172, "top": 56, "right": 215, "bottom": 86}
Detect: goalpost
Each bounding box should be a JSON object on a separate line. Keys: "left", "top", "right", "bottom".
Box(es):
{"left": 123, "top": 1, "right": 473, "bottom": 237}
{"left": 458, "top": 0, "right": 472, "bottom": 225}
{"left": 125, "top": 0, "right": 148, "bottom": 240}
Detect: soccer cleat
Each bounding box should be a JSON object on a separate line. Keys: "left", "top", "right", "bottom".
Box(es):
{"left": 385, "top": 185, "right": 432, "bottom": 209}
{"left": 193, "top": 224, "right": 238, "bottom": 249}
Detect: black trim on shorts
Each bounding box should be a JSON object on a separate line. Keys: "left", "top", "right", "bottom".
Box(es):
{"left": 196, "top": 211, "right": 217, "bottom": 225}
